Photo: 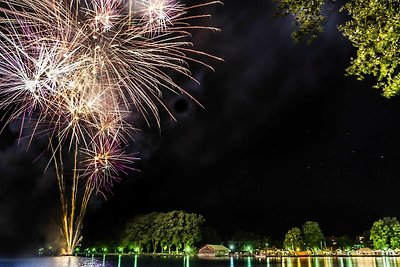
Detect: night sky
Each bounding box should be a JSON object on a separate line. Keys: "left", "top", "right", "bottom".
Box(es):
{"left": 1, "top": 0, "right": 400, "bottom": 255}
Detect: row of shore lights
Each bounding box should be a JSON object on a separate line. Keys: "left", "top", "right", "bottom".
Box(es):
{"left": 74, "top": 246, "right": 193, "bottom": 255}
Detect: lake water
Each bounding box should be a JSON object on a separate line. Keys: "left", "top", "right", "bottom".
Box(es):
{"left": 1, "top": 256, "right": 400, "bottom": 267}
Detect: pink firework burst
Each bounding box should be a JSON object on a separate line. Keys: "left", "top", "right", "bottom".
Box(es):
{"left": 81, "top": 137, "right": 137, "bottom": 194}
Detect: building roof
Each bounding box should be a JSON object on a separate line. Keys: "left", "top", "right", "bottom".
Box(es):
{"left": 358, "top": 248, "right": 373, "bottom": 252}
{"left": 200, "top": 244, "right": 229, "bottom": 251}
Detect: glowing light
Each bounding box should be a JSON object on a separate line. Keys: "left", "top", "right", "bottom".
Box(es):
{"left": 245, "top": 246, "right": 253, "bottom": 253}
{"left": 183, "top": 255, "right": 190, "bottom": 267}
{"left": 346, "top": 257, "right": 353, "bottom": 267}
{"left": 185, "top": 246, "right": 192, "bottom": 254}
{"left": 246, "top": 256, "right": 252, "bottom": 267}
{"left": 0, "top": 0, "right": 221, "bottom": 255}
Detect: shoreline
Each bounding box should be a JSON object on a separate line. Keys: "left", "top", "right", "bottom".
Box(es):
{"left": 68, "top": 253, "right": 400, "bottom": 258}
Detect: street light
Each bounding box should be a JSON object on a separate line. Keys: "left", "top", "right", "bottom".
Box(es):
{"left": 185, "top": 246, "right": 192, "bottom": 255}
{"left": 134, "top": 246, "right": 140, "bottom": 254}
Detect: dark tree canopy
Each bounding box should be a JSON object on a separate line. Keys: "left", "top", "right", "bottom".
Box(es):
{"left": 230, "top": 230, "right": 269, "bottom": 250}
{"left": 302, "top": 221, "right": 325, "bottom": 250}
{"left": 340, "top": 0, "right": 400, "bottom": 98}
{"left": 273, "top": 0, "right": 326, "bottom": 43}
{"left": 283, "top": 227, "right": 303, "bottom": 251}
{"left": 122, "top": 211, "right": 205, "bottom": 254}
{"left": 337, "top": 235, "right": 355, "bottom": 249}
{"left": 276, "top": 0, "right": 400, "bottom": 97}
{"left": 370, "top": 217, "right": 400, "bottom": 250}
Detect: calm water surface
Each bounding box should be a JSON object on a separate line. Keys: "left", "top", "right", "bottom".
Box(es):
{"left": 1, "top": 256, "right": 400, "bottom": 267}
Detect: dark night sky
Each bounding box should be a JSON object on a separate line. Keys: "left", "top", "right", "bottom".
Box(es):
{"left": 2, "top": 0, "right": 400, "bottom": 255}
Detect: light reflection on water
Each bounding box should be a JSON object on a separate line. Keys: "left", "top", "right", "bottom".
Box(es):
{"left": 0, "top": 256, "right": 106, "bottom": 267}
{"left": 3, "top": 256, "right": 400, "bottom": 267}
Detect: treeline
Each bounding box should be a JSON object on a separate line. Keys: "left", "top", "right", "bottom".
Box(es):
{"left": 121, "top": 211, "right": 204, "bottom": 254}
{"left": 79, "top": 216, "right": 400, "bottom": 254}
{"left": 228, "top": 230, "right": 269, "bottom": 251}
{"left": 282, "top": 218, "right": 400, "bottom": 251}
{"left": 283, "top": 221, "right": 325, "bottom": 251}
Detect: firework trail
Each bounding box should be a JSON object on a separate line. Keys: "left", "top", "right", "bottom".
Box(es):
{"left": 0, "top": 0, "right": 221, "bottom": 254}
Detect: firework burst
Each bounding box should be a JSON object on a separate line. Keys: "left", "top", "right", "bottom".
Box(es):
{"left": 81, "top": 137, "right": 137, "bottom": 194}
{"left": 0, "top": 0, "right": 221, "bottom": 253}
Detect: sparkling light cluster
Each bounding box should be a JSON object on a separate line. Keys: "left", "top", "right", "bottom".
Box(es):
{"left": 0, "top": 0, "right": 221, "bottom": 193}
